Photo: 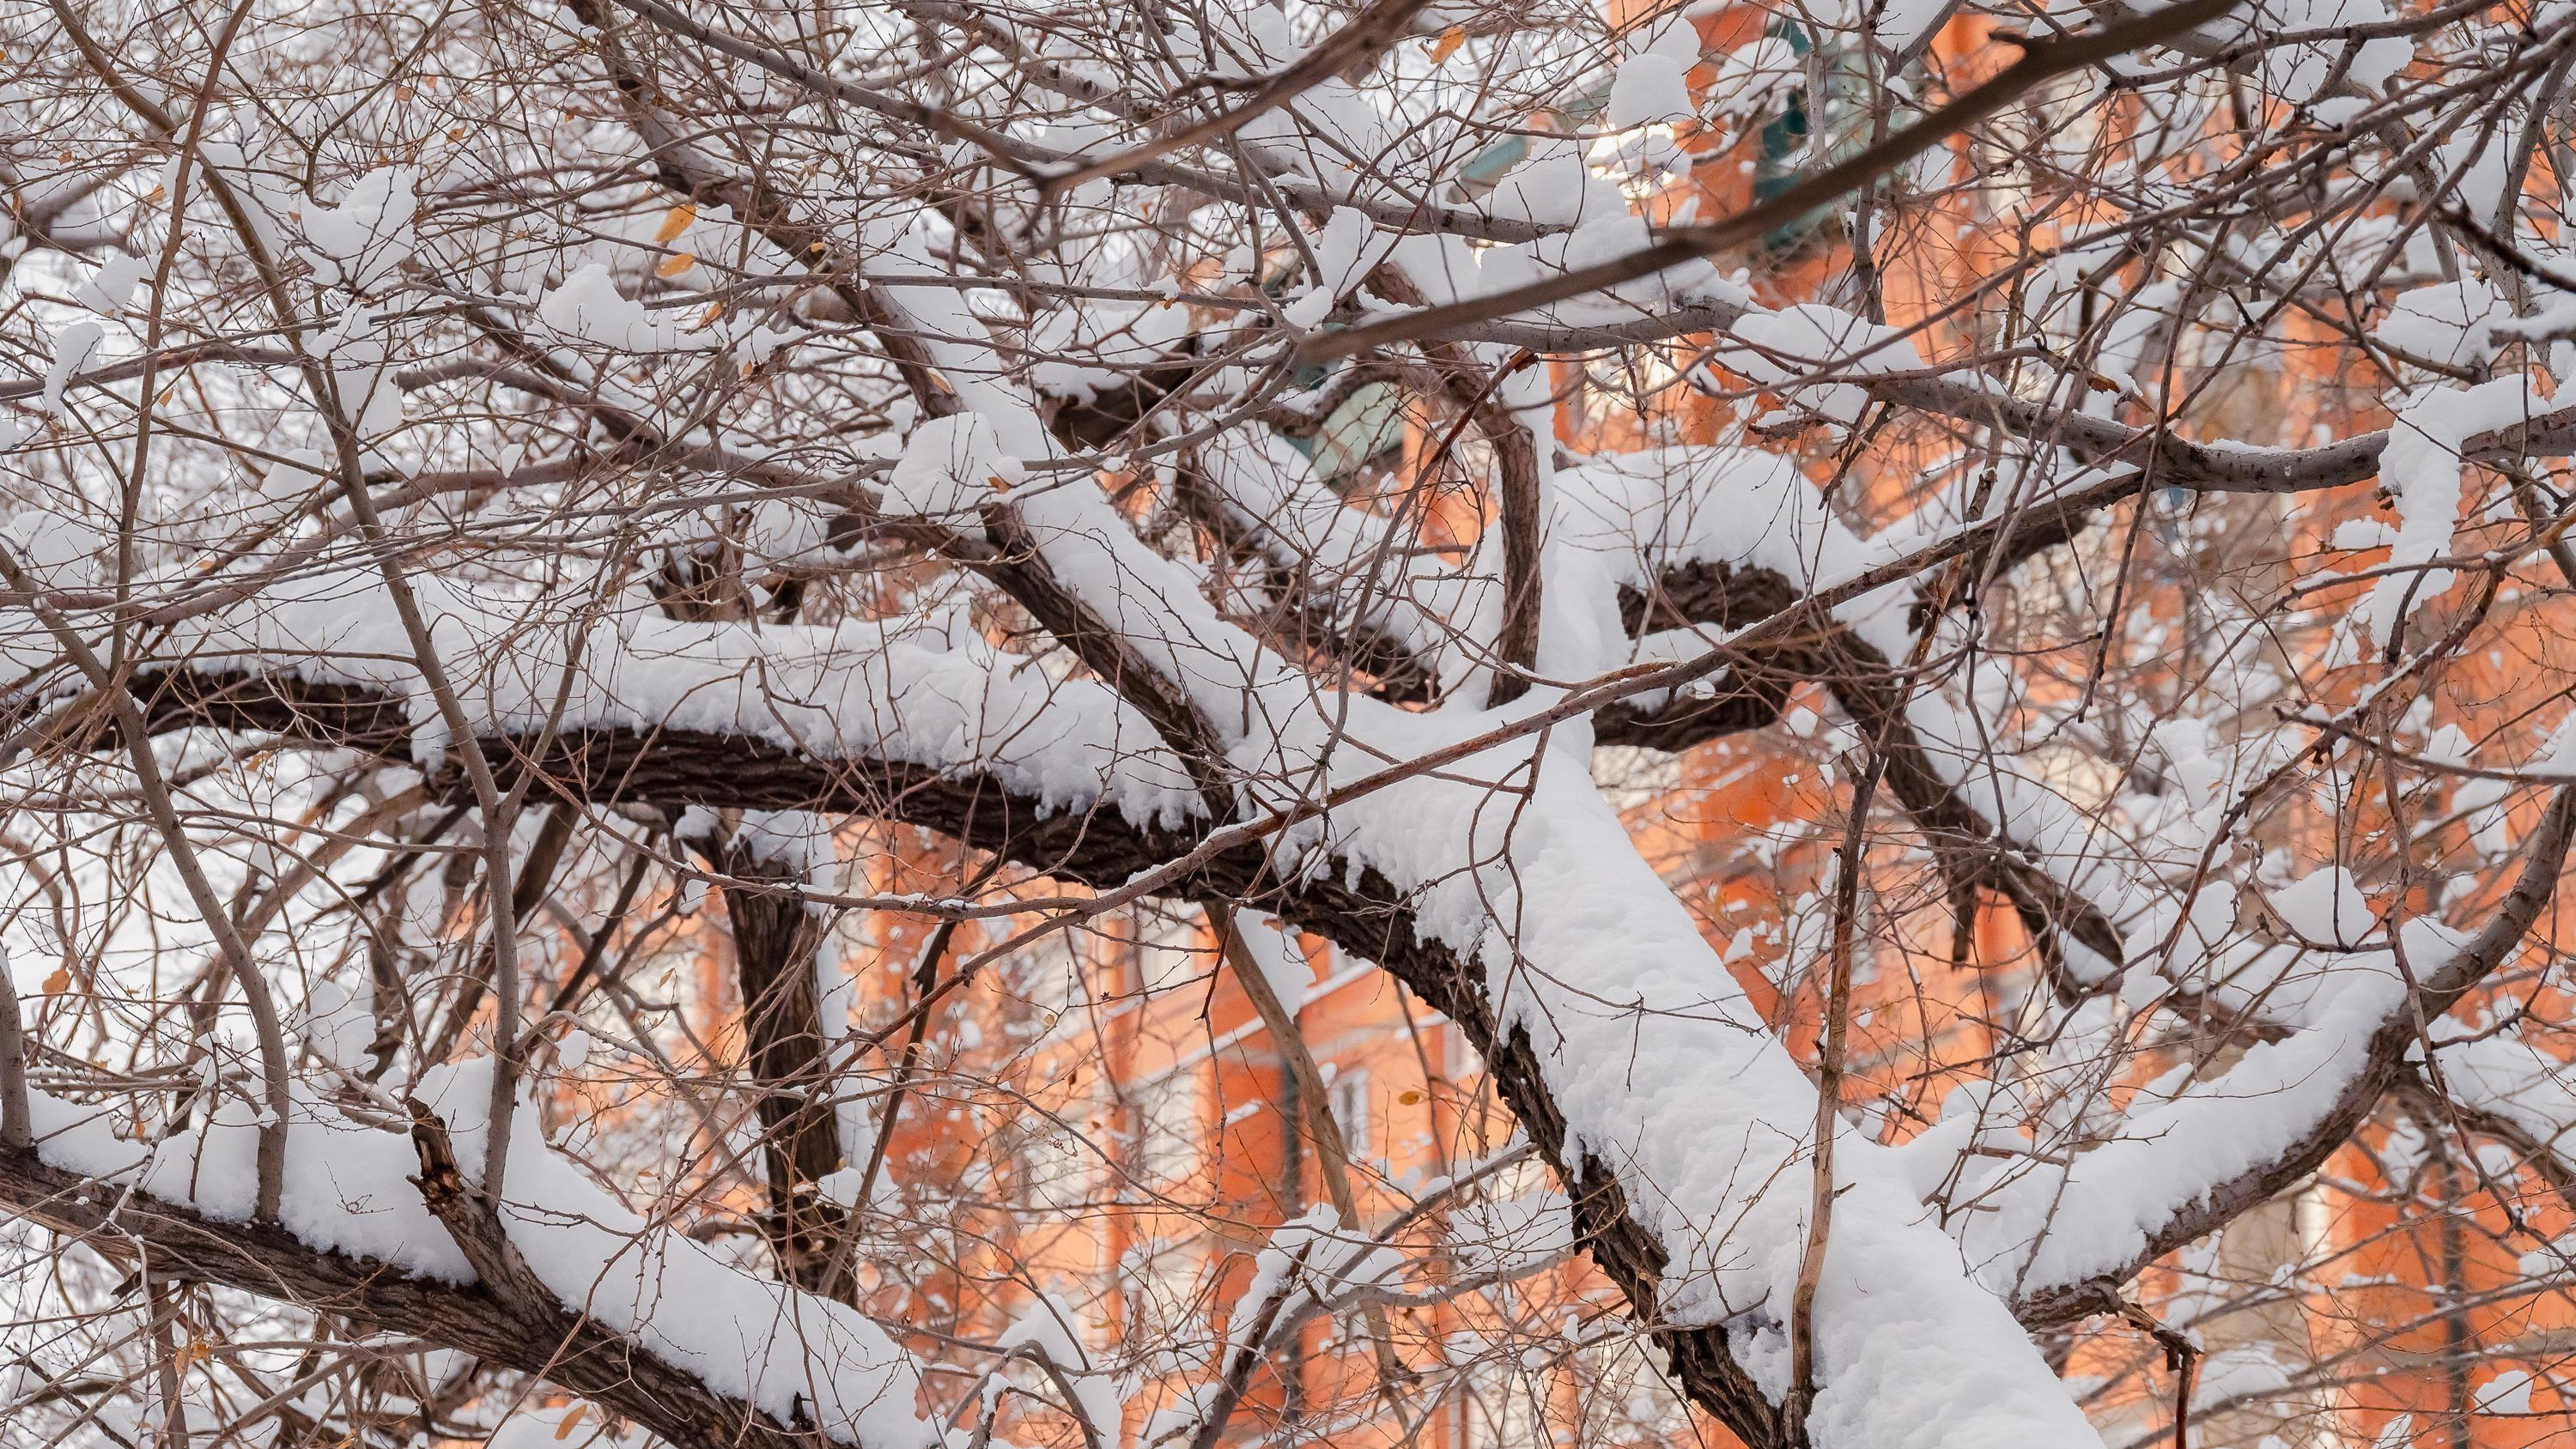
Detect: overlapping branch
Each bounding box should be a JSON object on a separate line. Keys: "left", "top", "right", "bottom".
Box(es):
{"left": 0, "top": 1147, "right": 835, "bottom": 1449}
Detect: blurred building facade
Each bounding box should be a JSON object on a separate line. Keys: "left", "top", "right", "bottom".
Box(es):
{"left": 577, "top": 5, "right": 2576, "bottom": 1449}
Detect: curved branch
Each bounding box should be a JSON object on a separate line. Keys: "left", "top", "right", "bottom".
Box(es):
{"left": 2013, "top": 785, "right": 2576, "bottom": 1327}
{"left": 0, "top": 1147, "right": 834, "bottom": 1449}
{"left": 63, "top": 664, "right": 1803, "bottom": 1445}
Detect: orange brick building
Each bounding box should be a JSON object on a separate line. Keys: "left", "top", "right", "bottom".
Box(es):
{"left": 567, "top": 5, "right": 2576, "bottom": 1449}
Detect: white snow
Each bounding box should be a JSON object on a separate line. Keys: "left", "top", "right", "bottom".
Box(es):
{"left": 1479, "top": 140, "right": 1627, "bottom": 229}
{"left": 23, "top": 1060, "right": 940, "bottom": 1449}
{"left": 1607, "top": 54, "right": 1693, "bottom": 130}
{"left": 73, "top": 252, "right": 149, "bottom": 314}
{"left": 2366, "top": 378, "right": 2555, "bottom": 648}
{"left": 1714, "top": 305, "right": 1927, "bottom": 426}
{"left": 538, "top": 264, "right": 684, "bottom": 354}
{"left": 300, "top": 975, "right": 375, "bottom": 1068}
{"left": 41, "top": 318, "right": 105, "bottom": 415}
{"left": 2373, "top": 277, "right": 2512, "bottom": 370}
{"left": 994, "top": 1295, "right": 1122, "bottom": 1439}
{"left": 1231, "top": 913, "right": 1316, "bottom": 1016}
{"left": 1, "top": 566, "right": 1206, "bottom": 833}
{"left": 299, "top": 166, "right": 418, "bottom": 289}
{"left": 1953, "top": 919, "right": 2458, "bottom": 1303}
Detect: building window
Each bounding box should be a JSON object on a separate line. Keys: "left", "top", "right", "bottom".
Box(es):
{"left": 1139, "top": 1066, "right": 1203, "bottom": 1185}
{"left": 1121, "top": 1234, "right": 1206, "bottom": 1344}
{"left": 1460, "top": 1347, "right": 1548, "bottom": 1449}
{"left": 1748, "top": 20, "right": 1875, "bottom": 253}
{"left": 1133, "top": 902, "right": 1212, "bottom": 994}
{"left": 1328, "top": 1068, "right": 1371, "bottom": 1161}
{"left": 1282, "top": 375, "right": 1409, "bottom": 484}
{"left": 1018, "top": 1106, "right": 1100, "bottom": 1211}
{"left": 1577, "top": 1334, "right": 1690, "bottom": 1443}
{"left": 1003, "top": 925, "right": 1088, "bottom": 1023}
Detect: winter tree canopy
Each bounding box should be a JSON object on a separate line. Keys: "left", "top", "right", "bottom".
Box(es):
{"left": 3, "top": 0, "right": 2575, "bottom": 1446}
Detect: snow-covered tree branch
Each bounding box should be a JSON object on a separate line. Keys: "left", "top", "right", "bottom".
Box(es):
{"left": 5, "top": 0, "right": 2576, "bottom": 1446}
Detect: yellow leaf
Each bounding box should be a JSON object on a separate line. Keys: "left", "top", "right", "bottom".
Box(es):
{"left": 656, "top": 252, "right": 695, "bottom": 278}
{"left": 987, "top": 473, "right": 1013, "bottom": 494}
{"left": 1430, "top": 26, "right": 1465, "bottom": 62}
{"left": 652, "top": 203, "right": 696, "bottom": 244}
{"left": 41, "top": 967, "right": 70, "bottom": 995}
{"left": 692, "top": 301, "right": 726, "bottom": 330}
{"left": 1396, "top": 1089, "right": 1425, "bottom": 1106}
{"left": 555, "top": 1404, "right": 589, "bottom": 1440}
